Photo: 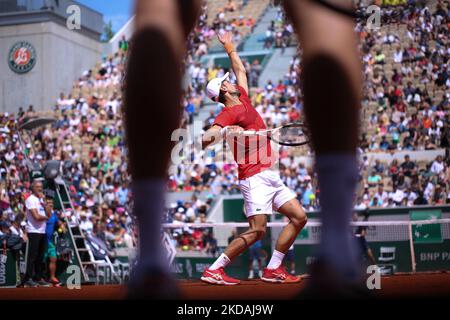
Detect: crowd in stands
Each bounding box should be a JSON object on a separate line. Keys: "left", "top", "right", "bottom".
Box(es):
{"left": 176, "top": 0, "right": 450, "bottom": 214}
{"left": 249, "top": 0, "right": 450, "bottom": 210}
{"left": 277, "top": 153, "right": 450, "bottom": 213}
{"left": 0, "top": 45, "right": 135, "bottom": 259}
{"left": 355, "top": 154, "right": 449, "bottom": 208}
{"left": 0, "top": 0, "right": 449, "bottom": 258}
{"left": 183, "top": 0, "right": 263, "bottom": 125}
{"left": 263, "top": 7, "right": 295, "bottom": 51}
{"left": 357, "top": 0, "right": 449, "bottom": 153}
{"left": 164, "top": 196, "right": 218, "bottom": 255}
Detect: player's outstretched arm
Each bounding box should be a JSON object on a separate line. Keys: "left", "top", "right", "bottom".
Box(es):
{"left": 217, "top": 31, "right": 249, "bottom": 94}
{"left": 202, "top": 125, "right": 223, "bottom": 149}
{"left": 202, "top": 125, "right": 243, "bottom": 149}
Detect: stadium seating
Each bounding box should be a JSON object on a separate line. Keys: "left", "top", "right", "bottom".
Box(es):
{"left": 6, "top": 0, "right": 447, "bottom": 255}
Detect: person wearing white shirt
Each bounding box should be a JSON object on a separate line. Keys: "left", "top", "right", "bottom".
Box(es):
{"left": 23, "top": 181, "right": 51, "bottom": 287}
{"left": 108, "top": 98, "right": 120, "bottom": 115}
{"left": 393, "top": 49, "right": 403, "bottom": 63}
{"left": 389, "top": 186, "right": 405, "bottom": 206}
{"left": 406, "top": 190, "right": 418, "bottom": 206}
{"left": 80, "top": 100, "right": 89, "bottom": 117}
{"left": 104, "top": 186, "right": 116, "bottom": 206}
{"left": 79, "top": 214, "right": 94, "bottom": 233}
{"left": 69, "top": 114, "right": 80, "bottom": 128}
{"left": 4, "top": 149, "right": 15, "bottom": 162}
{"left": 374, "top": 184, "right": 389, "bottom": 205}
{"left": 430, "top": 156, "right": 444, "bottom": 175}
{"left": 424, "top": 181, "right": 434, "bottom": 201}
{"left": 185, "top": 202, "right": 196, "bottom": 222}
{"left": 9, "top": 214, "right": 27, "bottom": 243}
{"left": 354, "top": 197, "right": 367, "bottom": 211}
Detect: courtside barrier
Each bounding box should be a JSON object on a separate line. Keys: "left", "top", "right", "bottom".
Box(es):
{"left": 163, "top": 219, "right": 450, "bottom": 274}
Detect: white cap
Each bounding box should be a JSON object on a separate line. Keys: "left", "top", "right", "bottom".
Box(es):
{"left": 206, "top": 72, "right": 229, "bottom": 102}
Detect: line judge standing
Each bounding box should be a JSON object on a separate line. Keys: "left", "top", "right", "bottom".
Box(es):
{"left": 22, "top": 180, "right": 52, "bottom": 287}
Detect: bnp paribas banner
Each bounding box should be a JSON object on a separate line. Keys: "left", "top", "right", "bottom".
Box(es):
{"left": 411, "top": 210, "right": 450, "bottom": 271}
{"left": 295, "top": 211, "right": 450, "bottom": 274}
{"left": 268, "top": 207, "right": 450, "bottom": 275}
{"left": 173, "top": 205, "right": 450, "bottom": 278}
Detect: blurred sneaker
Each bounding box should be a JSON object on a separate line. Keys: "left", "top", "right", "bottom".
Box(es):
{"left": 258, "top": 270, "right": 263, "bottom": 278}
{"left": 248, "top": 270, "right": 255, "bottom": 279}
{"left": 37, "top": 279, "right": 51, "bottom": 287}
{"left": 23, "top": 279, "right": 38, "bottom": 288}
{"left": 201, "top": 268, "right": 240, "bottom": 285}
{"left": 261, "top": 266, "right": 302, "bottom": 283}
{"left": 50, "top": 278, "right": 62, "bottom": 287}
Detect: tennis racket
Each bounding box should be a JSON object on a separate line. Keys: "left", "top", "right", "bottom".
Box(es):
{"left": 240, "top": 122, "right": 310, "bottom": 147}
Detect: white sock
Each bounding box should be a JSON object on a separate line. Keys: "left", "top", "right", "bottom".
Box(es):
{"left": 132, "top": 179, "right": 168, "bottom": 273}
{"left": 267, "top": 250, "right": 285, "bottom": 269}
{"left": 209, "top": 253, "right": 231, "bottom": 270}
{"left": 315, "top": 154, "right": 360, "bottom": 278}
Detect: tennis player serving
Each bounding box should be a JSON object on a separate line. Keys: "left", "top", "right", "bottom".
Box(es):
{"left": 201, "top": 31, "right": 307, "bottom": 285}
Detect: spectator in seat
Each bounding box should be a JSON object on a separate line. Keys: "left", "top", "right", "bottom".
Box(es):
{"left": 430, "top": 155, "right": 444, "bottom": 175}
{"left": 374, "top": 184, "right": 388, "bottom": 205}
{"left": 367, "top": 170, "right": 382, "bottom": 187}
{"left": 389, "top": 185, "right": 405, "bottom": 206}
{"left": 401, "top": 154, "right": 416, "bottom": 177}
{"left": 224, "top": 0, "right": 237, "bottom": 12}
{"left": 372, "top": 159, "right": 385, "bottom": 175}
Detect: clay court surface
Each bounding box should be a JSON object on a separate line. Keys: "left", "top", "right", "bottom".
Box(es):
{"left": 1, "top": 273, "right": 449, "bottom": 300}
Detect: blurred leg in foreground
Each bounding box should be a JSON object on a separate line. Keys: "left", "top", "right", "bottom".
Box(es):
{"left": 283, "top": 0, "right": 364, "bottom": 297}
{"left": 124, "top": 0, "right": 201, "bottom": 298}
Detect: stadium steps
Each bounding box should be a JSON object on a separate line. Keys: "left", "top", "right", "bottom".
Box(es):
{"left": 194, "top": 103, "right": 217, "bottom": 125}
{"left": 207, "top": 0, "right": 271, "bottom": 53}
{"left": 258, "top": 47, "right": 297, "bottom": 87}
{"left": 242, "top": 5, "right": 279, "bottom": 52}
{"left": 178, "top": 102, "right": 217, "bottom": 147}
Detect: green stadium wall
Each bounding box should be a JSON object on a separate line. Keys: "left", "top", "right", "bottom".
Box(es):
{"left": 172, "top": 199, "right": 450, "bottom": 279}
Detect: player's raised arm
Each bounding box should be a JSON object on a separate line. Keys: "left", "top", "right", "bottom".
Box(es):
{"left": 217, "top": 31, "right": 249, "bottom": 94}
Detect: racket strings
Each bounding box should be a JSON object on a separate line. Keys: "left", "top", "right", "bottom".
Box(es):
{"left": 271, "top": 125, "right": 309, "bottom": 146}
{"left": 226, "top": 123, "right": 310, "bottom": 147}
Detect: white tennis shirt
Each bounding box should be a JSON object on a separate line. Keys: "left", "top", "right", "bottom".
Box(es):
{"left": 25, "top": 194, "right": 46, "bottom": 234}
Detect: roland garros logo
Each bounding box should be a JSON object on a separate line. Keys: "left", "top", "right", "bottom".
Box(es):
{"left": 8, "top": 41, "right": 36, "bottom": 74}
